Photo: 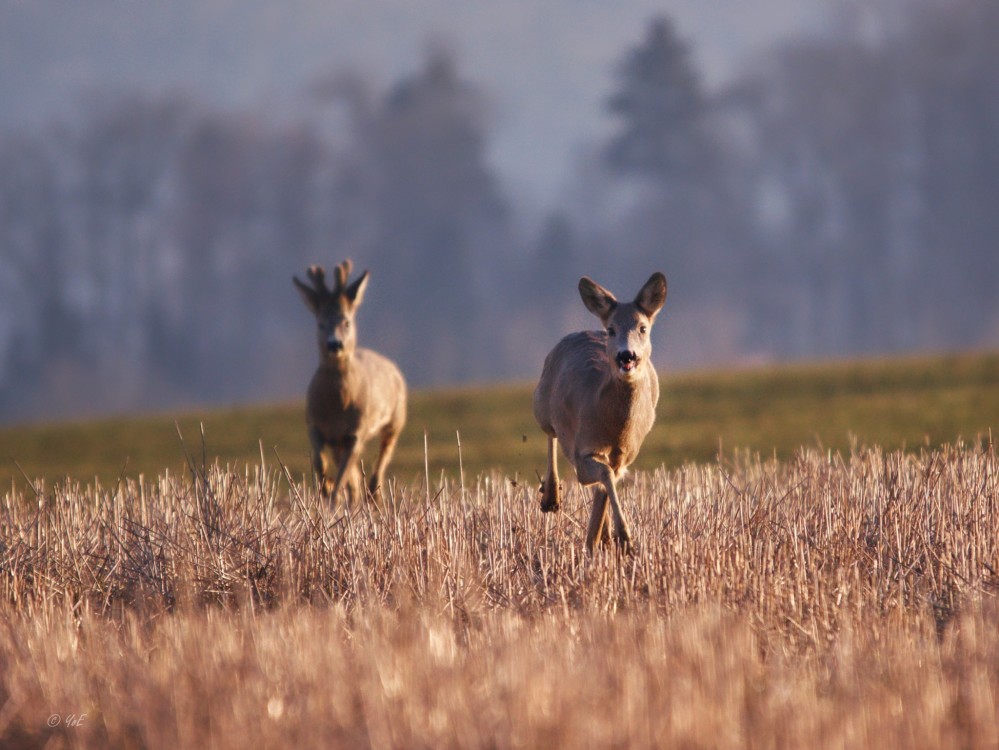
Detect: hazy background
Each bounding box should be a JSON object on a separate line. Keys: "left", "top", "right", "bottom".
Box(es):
{"left": 2, "top": 0, "right": 997, "bottom": 423}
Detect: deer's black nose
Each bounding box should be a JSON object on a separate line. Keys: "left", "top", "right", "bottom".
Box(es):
{"left": 327, "top": 339, "right": 344, "bottom": 353}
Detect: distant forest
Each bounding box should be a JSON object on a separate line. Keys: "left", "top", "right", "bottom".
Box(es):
{"left": 2, "top": 0, "right": 998, "bottom": 421}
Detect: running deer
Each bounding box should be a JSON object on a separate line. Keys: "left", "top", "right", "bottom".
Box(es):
{"left": 294, "top": 260, "right": 407, "bottom": 506}
{"left": 533, "top": 272, "right": 668, "bottom": 553}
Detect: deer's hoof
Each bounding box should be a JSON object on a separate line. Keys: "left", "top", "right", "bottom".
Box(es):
{"left": 616, "top": 536, "right": 635, "bottom": 556}
{"left": 538, "top": 478, "right": 561, "bottom": 513}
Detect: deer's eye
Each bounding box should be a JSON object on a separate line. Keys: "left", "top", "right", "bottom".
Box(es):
{"left": 640, "top": 325, "right": 648, "bottom": 334}
{"left": 342, "top": 320, "right": 351, "bottom": 330}
{"left": 606, "top": 326, "right": 616, "bottom": 336}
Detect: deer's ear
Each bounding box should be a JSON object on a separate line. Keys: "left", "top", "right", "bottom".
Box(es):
{"left": 345, "top": 270, "right": 369, "bottom": 308}
{"left": 294, "top": 276, "right": 320, "bottom": 314}
{"left": 579, "top": 277, "right": 617, "bottom": 321}
{"left": 634, "top": 272, "right": 667, "bottom": 321}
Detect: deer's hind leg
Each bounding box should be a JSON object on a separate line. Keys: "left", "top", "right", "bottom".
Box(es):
{"left": 539, "top": 434, "right": 562, "bottom": 513}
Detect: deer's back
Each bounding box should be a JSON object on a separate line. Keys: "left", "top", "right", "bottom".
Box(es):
{"left": 534, "top": 331, "right": 658, "bottom": 470}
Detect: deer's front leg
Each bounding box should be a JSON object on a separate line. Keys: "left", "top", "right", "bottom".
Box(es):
{"left": 585, "top": 486, "right": 613, "bottom": 552}
{"left": 308, "top": 427, "right": 335, "bottom": 497}
{"left": 328, "top": 435, "right": 359, "bottom": 508}
{"left": 368, "top": 426, "right": 400, "bottom": 500}
{"left": 577, "top": 453, "right": 633, "bottom": 553}
{"left": 539, "top": 434, "right": 561, "bottom": 513}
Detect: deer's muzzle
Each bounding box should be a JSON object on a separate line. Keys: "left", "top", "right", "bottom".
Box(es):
{"left": 615, "top": 350, "right": 639, "bottom": 372}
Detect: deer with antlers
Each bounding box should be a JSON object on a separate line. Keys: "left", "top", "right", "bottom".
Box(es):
{"left": 533, "top": 272, "right": 668, "bottom": 553}
{"left": 294, "top": 260, "right": 407, "bottom": 506}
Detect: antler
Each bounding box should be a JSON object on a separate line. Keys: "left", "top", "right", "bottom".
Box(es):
{"left": 305, "top": 265, "right": 331, "bottom": 295}
{"left": 297, "top": 259, "right": 355, "bottom": 304}
{"left": 333, "top": 259, "right": 353, "bottom": 292}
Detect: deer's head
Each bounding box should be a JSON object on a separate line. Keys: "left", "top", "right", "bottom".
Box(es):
{"left": 294, "top": 260, "right": 369, "bottom": 363}
{"left": 579, "top": 272, "right": 668, "bottom": 382}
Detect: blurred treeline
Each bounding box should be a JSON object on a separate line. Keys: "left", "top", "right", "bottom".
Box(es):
{"left": 2, "top": 0, "right": 998, "bottom": 421}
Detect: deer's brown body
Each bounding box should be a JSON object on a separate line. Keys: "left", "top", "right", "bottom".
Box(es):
{"left": 533, "top": 272, "right": 667, "bottom": 552}
{"left": 295, "top": 261, "right": 406, "bottom": 505}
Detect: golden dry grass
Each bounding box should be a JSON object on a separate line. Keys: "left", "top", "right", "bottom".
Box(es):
{"left": 1, "top": 440, "right": 998, "bottom": 748}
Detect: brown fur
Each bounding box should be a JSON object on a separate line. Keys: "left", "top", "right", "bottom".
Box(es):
{"left": 294, "top": 260, "right": 407, "bottom": 506}
{"left": 533, "top": 272, "right": 667, "bottom": 552}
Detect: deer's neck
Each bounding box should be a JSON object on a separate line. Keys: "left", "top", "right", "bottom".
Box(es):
{"left": 601, "top": 369, "right": 642, "bottom": 398}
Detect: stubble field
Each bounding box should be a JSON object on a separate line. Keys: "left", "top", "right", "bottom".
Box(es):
{"left": 2, "top": 353, "right": 999, "bottom": 748}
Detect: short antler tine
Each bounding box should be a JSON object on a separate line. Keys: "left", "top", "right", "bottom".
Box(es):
{"left": 306, "top": 265, "right": 330, "bottom": 294}
{"left": 334, "top": 259, "right": 352, "bottom": 291}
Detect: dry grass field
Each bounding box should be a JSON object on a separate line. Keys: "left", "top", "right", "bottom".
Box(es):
{"left": 2, "top": 438, "right": 998, "bottom": 748}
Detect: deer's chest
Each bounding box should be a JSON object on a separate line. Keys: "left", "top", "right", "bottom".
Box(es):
{"left": 582, "top": 381, "right": 657, "bottom": 470}
{"left": 607, "top": 402, "right": 654, "bottom": 461}
{"left": 307, "top": 370, "right": 365, "bottom": 437}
